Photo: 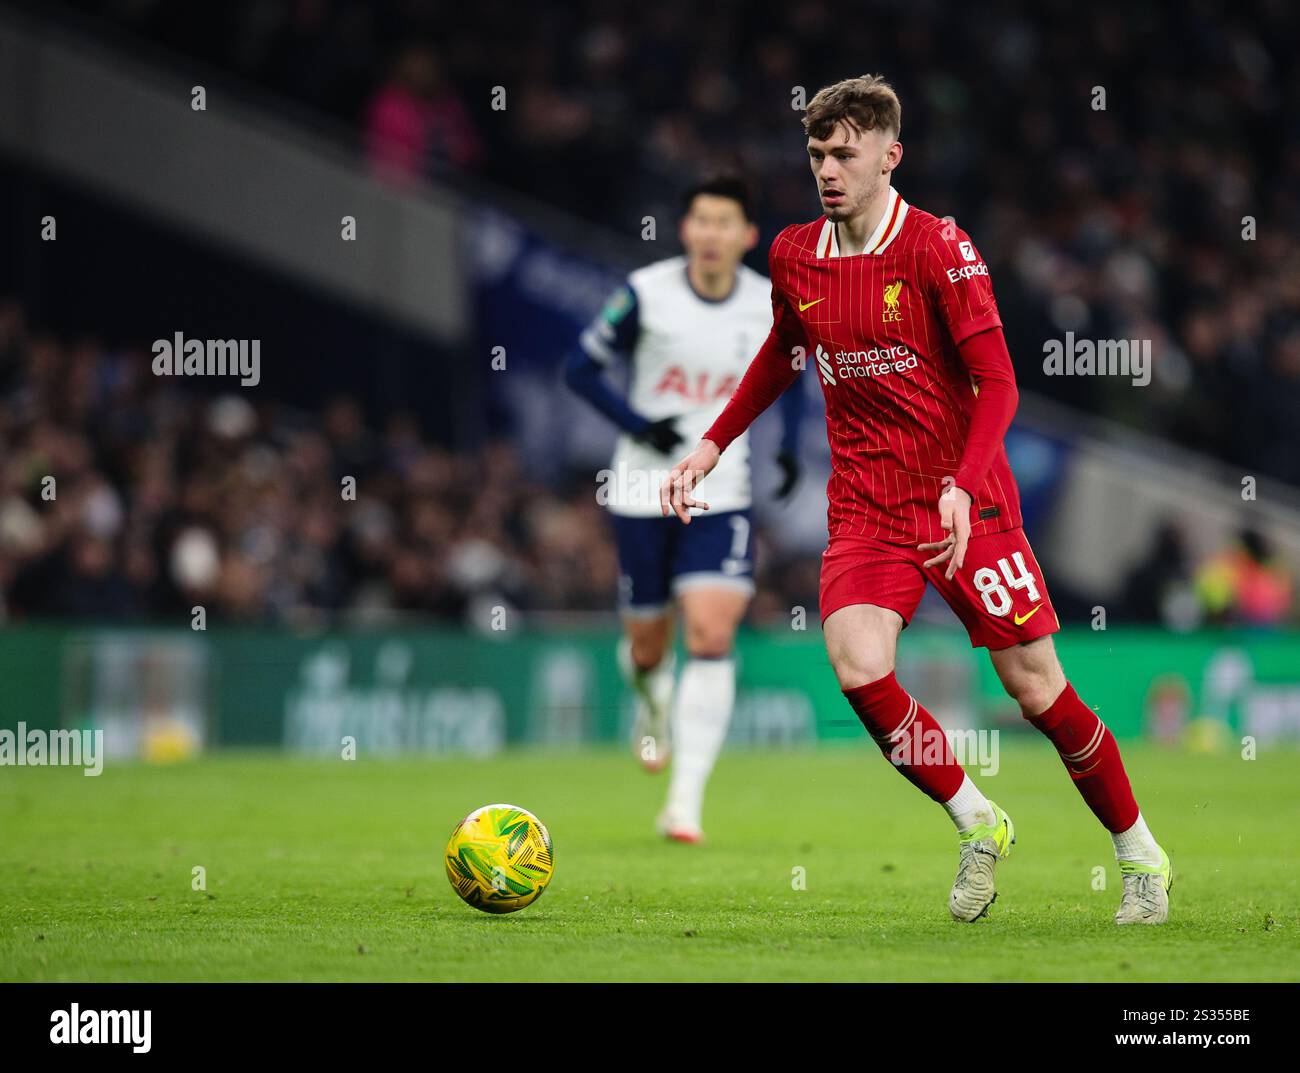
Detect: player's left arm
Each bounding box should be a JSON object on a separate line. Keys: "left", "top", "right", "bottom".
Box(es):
{"left": 918, "top": 228, "right": 1019, "bottom": 579}
{"left": 952, "top": 326, "right": 1019, "bottom": 500}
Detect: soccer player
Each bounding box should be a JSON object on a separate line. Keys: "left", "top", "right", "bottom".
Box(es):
{"left": 661, "top": 77, "right": 1173, "bottom": 923}
{"left": 565, "top": 177, "right": 804, "bottom": 843}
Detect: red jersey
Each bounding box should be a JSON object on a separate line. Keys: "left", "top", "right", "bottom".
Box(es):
{"left": 707, "top": 188, "right": 1023, "bottom": 547}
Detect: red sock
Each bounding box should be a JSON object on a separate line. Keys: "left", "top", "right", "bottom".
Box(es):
{"left": 1025, "top": 683, "right": 1139, "bottom": 833}
{"left": 843, "top": 673, "right": 964, "bottom": 803}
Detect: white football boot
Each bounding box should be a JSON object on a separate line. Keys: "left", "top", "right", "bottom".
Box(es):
{"left": 949, "top": 800, "right": 1015, "bottom": 922}
{"left": 1114, "top": 848, "right": 1173, "bottom": 925}
{"left": 655, "top": 805, "right": 703, "bottom": 844}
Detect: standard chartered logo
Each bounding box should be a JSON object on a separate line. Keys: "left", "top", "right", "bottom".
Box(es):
{"left": 815, "top": 345, "right": 836, "bottom": 384}
{"left": 817, "top": 343, "right": 918, "bottom": 384}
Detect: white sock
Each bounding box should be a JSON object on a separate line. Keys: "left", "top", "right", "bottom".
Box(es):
{"left": 617, "top": 637, "right": 675, "bottom": 713}
{"left": 942, "top": 773, "right": 996, "bottom": 834}
{"left": 665, "top": 657, "right": 735, "bottom": 830}
{"left": 1112, "top": 812, "right": 1162, "bottom": 867}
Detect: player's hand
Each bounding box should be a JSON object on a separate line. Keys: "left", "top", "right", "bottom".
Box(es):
{"left": 634, "top": 417, "right": 684, "bottom": 455}
{"left": 774, "top": 449, "right": 800, "bottom": 500}
{"left": 660, "top": 439, "right": 720, "bottom": 524}
{"left": 918, "top": 485, "right": 973, "bottom": 580}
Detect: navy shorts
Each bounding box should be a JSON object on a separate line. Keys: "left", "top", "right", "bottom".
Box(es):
{"left": 609, "top": 510, "right": 755, "bottom": 615}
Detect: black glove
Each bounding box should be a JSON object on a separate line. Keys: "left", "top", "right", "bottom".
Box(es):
{"left": 775, "top": 449, "right": 801, "bottom": 500}
{"left": 635, "top": 417, "right": 684, "bottom": 455}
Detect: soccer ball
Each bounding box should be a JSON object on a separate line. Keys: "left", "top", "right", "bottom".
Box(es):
{"left": 444, "top": 803, "right": 554, "bottom": 914}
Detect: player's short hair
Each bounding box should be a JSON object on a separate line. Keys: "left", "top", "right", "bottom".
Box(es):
{"left": 681, "top": 175, "right": 754, "bottom": 221}
{"left": 803, "top": 74, "right": 901, "bottom": 141}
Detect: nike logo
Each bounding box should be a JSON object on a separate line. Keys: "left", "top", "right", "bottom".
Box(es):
{"left": 798, "top": 297, "right": 826, "bottom": 311}
{"left": 1013, "top": 605, "right": 1043, "bottom": 626}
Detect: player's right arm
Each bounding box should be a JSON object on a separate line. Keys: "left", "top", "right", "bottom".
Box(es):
{"left": 563, "top": 283, "right": 683, "bottom": 454}
{"left": 702, "top": 285, "right": 806, "bottom": 454}
{"left": 662, "top": 270, "right": 807, "bottom": 522}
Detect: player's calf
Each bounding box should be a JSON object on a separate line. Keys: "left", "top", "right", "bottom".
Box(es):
{"left": 994, "top": 640, "right": 1141, "bottom": 831}
{"left": 994, "top": 642, "right": 1172, "bottom": 923}
{"left": 841, "top": 671, "right": 965, "bottom": 802}
{"left": 625, "top": 613, "right": 672, "bottom": 672}
{"left": 659, "top": 587, "right": 748, "bottom": 841}
{"left": 618, "top": 629, "right": 675, "bottom": 773}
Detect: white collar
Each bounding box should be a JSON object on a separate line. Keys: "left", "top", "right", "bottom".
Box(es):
{"left": 817, "top": 187, "right": 909, "bottom": 257}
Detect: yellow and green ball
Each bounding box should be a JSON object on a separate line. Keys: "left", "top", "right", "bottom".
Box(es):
{"left": 444, "top": 804, "right": 554, "bottom": 914}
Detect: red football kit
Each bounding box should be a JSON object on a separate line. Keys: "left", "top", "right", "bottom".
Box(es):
{"left": 705, "top": 188, "right": 1060, "bottom": 649}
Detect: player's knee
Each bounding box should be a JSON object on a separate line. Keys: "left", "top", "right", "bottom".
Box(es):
{"left": 1005, "top": 670, "right": 1063, "bottom": 717}
{"left": 827, "top": 644, "right": 894, "bottom": 692}
{"left": 683, "top": 621, "right": 735, "bottom": 660}
{"left": 629, "top": 632, "right": 668, "bottom": 670}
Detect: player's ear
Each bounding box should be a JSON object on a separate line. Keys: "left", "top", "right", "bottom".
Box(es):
{"left": 744, "top": 221, "right": 759, "bottom": 252}
{"left": 884, "top": 140, "right": 903, "bottom": 173}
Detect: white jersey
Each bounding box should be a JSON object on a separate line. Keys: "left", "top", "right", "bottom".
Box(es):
{"left": 579, "top": 256, "right": 773, "bottom": 517}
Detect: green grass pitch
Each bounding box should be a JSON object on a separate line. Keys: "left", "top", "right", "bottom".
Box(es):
{"left": 1, "top": 741, "right": 1296, "bottom": 981}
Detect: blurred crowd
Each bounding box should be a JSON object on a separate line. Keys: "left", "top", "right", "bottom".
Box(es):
{"left": 1122, "top": 522, "right": 1294, "bottom": 630}
{"left": 0, "top": 300, "right": 624, "bottom": 626}
{"left": 11, "top": 1, "right": 1298, "bottom": 626}
{"left": 57, "top": 0, "right": 1300, "bottom": 484}
{"left": 1, "top": 298, "right": 1294, "bottom": 628}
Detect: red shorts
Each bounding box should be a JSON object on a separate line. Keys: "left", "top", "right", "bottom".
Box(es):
{"left": 819, "top": 527, "right": 1061, "bottom": 650}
